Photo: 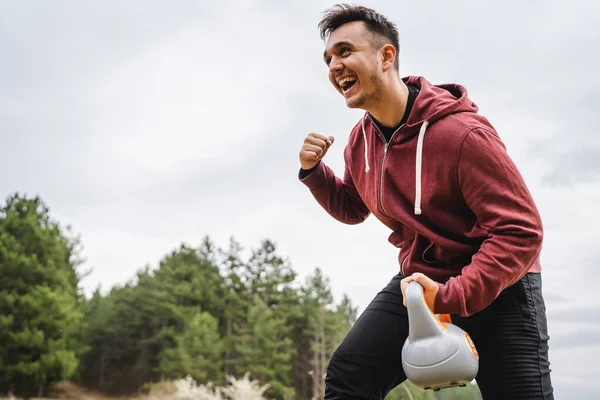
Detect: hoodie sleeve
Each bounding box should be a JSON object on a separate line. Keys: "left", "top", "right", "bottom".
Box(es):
{"left": 299, "top": 160, "right": 371, "bottom": 225}
{"left": 434, "top": 127, "right": 544, "bottom": 317}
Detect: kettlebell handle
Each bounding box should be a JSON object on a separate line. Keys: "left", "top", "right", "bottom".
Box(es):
{"left": 405, "top": 281, "right": 446, "bottom": 339}
{"left": 405, "top": 280, "right": 424, "bottom": 304}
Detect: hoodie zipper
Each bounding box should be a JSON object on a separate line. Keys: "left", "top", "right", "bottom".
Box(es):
{"left": 367, "top": 116, "right": 409, "bottom": 275}
{"left": 378, "top": 124, "right": 404, "bottom": 218}
{"left": 376, "top": 122, "right": 408, "bottom": 276}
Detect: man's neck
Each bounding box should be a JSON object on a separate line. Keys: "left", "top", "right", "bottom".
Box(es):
{"left": 368, "top": 78, "right": 409, "bottom": 128}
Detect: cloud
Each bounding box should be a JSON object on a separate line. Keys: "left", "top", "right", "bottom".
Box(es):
{"left": 541, "top": 145, "right": 600, "bottom": 186}
{"left": 551, "top": 325, "right": 600, "bottom": 350}
{"left": 550, "top": 344, "right": 600, "bottom": 399}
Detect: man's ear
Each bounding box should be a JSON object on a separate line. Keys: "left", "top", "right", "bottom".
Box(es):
{"left": 381, "top": 44, "right": 396, "bottom": 71}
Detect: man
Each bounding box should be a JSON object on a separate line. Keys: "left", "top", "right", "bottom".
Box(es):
{"left": 298, "top": 4, "right": 553, "bottom": 400}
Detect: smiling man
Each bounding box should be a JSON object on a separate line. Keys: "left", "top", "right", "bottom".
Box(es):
{"left": 298, "top": 4, "right": 554, "bottom": 400}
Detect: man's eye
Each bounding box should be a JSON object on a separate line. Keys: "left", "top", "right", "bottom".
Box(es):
{"left": 341, "top": 48, "right": 351, "bottom": 56}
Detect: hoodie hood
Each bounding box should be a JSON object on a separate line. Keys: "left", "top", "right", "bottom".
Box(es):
{"left": 359, "top": 76, "right": 480, "bottom": 215}
{"left": 401, "top": 75, "right": 479, "bottom": 128}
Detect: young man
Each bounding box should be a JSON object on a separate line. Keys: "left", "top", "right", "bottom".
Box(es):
{"left": 298, "top": 4, "right": 553, "bottom": 400}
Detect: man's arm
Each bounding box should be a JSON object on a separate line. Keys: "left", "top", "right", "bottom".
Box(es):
{"left": 434, "top": 127, "right": 543, "bottom": 317}
{"left": 299, "top": 160, "right": 370, "bottom": 225}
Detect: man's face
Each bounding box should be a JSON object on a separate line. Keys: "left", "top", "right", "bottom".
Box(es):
{"left": 323, "top": 21, "right": 384, "bottom": 109}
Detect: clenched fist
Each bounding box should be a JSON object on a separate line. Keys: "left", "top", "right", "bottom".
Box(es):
{"left": 401, "top": 273, "right": 440, "bottom": 312}
{"left": 299, "top": 133, "right": 335, "bottom": 170}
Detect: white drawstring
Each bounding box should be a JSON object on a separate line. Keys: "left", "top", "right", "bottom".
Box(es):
{"left": 414, "top": 121, "right": 429, "bottom": 215}
{"left": 361, "top": 114, "right": 370, "bottom": 173}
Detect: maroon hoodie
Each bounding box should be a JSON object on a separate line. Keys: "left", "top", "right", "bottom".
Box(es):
{"left": 299, "top": 75, "right": 543, "bottom": 317}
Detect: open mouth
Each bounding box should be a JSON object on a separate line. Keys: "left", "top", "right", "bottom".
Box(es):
{"left": 338, "top": 76, "right": 357, "bottom": 94}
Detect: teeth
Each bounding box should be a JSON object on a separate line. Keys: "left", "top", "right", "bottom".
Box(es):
{"left": 338, "top": 76, "right": 357, "bottom": 87}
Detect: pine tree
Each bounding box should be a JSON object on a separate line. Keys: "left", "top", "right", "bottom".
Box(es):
{"left": 233, "top": 294, "right": 295, "bottom": 399}
{"left": 0, "top": 194, "right": 84, "bottom": 398}
{"left": 219, "top": 236, "right": 250, "bottom": 378}
{"left": 157, "top": 310, "right": 224, "bottom": 384}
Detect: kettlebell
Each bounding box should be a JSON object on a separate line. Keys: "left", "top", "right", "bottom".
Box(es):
{"left": 401, "top": 281, "right": 479, "bottom": 391}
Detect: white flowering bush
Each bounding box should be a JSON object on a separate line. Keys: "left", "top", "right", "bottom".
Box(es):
{"left": 172, "top": 373, "right": 269, "bottom": 400}
{"left": 220, "top": 374, "right": 269, "bottom": 400}
{"left": 173, "top": 376, "right": 222, "bottom": 400}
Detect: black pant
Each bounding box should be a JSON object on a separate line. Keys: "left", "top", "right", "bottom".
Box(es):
{"left": 325, "top": 272, "right": 554, "bottom": 399}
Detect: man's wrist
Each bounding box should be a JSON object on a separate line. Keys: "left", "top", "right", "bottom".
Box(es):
{"left": 299, "top": 162, "right": 320, "bottom": 179}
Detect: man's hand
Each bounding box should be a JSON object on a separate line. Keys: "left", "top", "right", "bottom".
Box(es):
{"left": 401, "top": 272, "right": 440, "bottom": 312}
{"left": 300, "top": 133, "right": 335, "bottom": 170}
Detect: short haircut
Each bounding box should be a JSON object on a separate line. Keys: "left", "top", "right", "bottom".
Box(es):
{"left": 318, "top": 3, "right": 400, "bottom": 70}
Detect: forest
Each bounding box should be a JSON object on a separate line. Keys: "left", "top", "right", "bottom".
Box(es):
{"left": 0, "top": 193, "right": 482, "bottom": 399}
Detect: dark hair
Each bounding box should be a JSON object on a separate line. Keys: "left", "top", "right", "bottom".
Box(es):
{"left": 318, "top": 3, "right": 400, "bottom": 70}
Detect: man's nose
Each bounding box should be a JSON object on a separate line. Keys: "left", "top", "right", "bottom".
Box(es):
{"left": 329, "top": 57, "right": 343, "bottom": 73}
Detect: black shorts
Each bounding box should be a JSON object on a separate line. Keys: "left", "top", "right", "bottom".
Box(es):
{"left": 325, "top": 272, "right": 554, "bottom": 400}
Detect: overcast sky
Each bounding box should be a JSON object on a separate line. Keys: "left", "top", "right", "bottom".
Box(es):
{"left": 1, "top": 0, "right": 599, "bottom": 398}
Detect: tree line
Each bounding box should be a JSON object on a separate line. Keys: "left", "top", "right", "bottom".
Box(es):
{"left": 0, "top": 193, "right": 481, "bottom": 399}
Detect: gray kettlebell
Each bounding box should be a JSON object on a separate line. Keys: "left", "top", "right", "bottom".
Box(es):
{"left": 401, "top": 281, "right": 479, "bottom": 391}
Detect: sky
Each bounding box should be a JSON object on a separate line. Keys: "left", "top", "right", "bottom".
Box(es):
{"left": 1, "top": 0, "right": 599, "bottom": 398}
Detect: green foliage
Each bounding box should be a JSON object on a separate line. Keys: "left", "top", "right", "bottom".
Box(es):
{"left": 232, "top": 294, "right": 295, "bottom": 398}
{"left": 74, "top": 235, "right": 358, "bottom": 399}
{"left": 76, "top": 240, "right": 228, "bottom": 394}
{"left": 157, "top": 310, "right": 224, "bottom": 384}
{"left": 0, "top": 193, "right": 84, "bottom": 398}
{"left": 385, "top": 381, "right": 482, "bottom": 400}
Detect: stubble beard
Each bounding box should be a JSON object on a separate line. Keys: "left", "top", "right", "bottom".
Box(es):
{"left": 347, "top": 68, "right": 384, "bottom": 110}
